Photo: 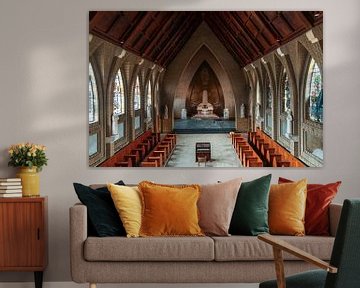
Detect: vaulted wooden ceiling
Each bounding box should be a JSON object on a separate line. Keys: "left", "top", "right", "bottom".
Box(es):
{"left": 89, "top": 11, "right": 323, "bottom": 68}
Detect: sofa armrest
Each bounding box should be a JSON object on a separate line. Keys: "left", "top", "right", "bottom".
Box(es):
{"left": 329, "top": 203, "right": 343, "bottom": 237}
{"left": 69, "top": 203, "right": 88, "bottom": 283}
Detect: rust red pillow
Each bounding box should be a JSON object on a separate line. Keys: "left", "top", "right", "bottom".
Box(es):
{"left": 278, "top": 177, "right": 341, "bottom": 236}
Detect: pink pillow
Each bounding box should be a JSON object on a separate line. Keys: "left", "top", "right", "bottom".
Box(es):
{"left": 198, "top": 178, "right": 242, "bottom": 236}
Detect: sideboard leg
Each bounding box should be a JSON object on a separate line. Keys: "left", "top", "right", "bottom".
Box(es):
{"left": 34, "top": 271, "right": 43, "bottom": 288}
{"left": 90, "top": 283, "right": 97, "bottom": 288}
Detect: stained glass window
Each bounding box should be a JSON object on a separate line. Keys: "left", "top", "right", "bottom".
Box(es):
{"left": 265, "top": 73, "right": 273, "bottom": 132}
{"left": 134, "top": 76, "right": 141, "bottom": 110}
{"left": 113, "top": 69, "right": 125, "bottom": 115}
{"left": 281, "top": 68, "right": 292, "bottom": 139}
{"left": 265, "top": 75, "right": 272, "bottom": 110}
{"left": 146, "top": 81, "right": 152, "bottom": 119}
{"left": 283, "top": 69, "right": 291, "bottom": 113}
{"left": 307, "top": 59, "right": 323, "bottom": 123}
{"left": 89, "top": 63, "right": 99, "bottom": 124}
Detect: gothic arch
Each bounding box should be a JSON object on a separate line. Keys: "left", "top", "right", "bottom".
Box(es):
{"left": 173, "top": 45, "right": 236, "bottom": 119}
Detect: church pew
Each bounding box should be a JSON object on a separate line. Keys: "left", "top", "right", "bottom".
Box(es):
{"left": 140, "top": 161, "right": 158, "bottom": 167}
{"left": 249, "top": 128, "right": 305, "bottom": 167}
{"left": 140, "top": 133, "right": 177, "bottom": 167}
{"left": 100, "top": 130, "right": 159, "bottom": 167}
{"left": 231, "top": 132, "right": 263, "bottom": 167}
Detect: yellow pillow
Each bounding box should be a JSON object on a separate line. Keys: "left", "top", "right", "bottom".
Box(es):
{"left": 269, "top": 179, "right": 307, "bottom": 236}
{"left": 138, "top": 181, "right": 204, "bottom": 237}
{"left": 107, "top": 183, "right": 142, "bottom": 238}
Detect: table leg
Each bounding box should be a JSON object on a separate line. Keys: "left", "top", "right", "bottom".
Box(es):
{"left": 34, "top": 271, "right": 43, "bottom": 288}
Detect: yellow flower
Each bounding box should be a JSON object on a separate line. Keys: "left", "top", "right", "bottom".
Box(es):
{"left": 8, "top": 149, "right": 13, "bottom": 155}
{"left": 27, "top": 152, "right": 32, "bottom": 157}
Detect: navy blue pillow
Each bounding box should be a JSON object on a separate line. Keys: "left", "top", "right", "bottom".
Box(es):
{"left": 73, "top": 181, "right": 126, "bottom": 237}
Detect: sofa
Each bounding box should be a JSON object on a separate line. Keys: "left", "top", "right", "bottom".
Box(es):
{"left": 70, "top": 201, "right": 342, "bottom": 287}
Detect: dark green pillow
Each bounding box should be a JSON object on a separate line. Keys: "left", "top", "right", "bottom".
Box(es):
{"left": 229, "top": 174, "right": 272, "bottom": 236}
{"left": 73, "top": 181, "right": 126, "bottom": 237}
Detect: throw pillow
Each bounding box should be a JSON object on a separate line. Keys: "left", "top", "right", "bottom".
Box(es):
{"left": 138, "top": 181, "right": 203, "bottom": 237}
{"left": 198, "top": 177, "right": 242, "bottom": 236}
{"left": 229, "top": 174, "right": 272, "bottom": 236}
{"left": 269, "top": 179, "right": 307, "bottom": 236}
{"left": 279, "top": 177, "right": 341, "bottom": 236}
{"left": 73, "top": 181, "right": 126, "bottom": 237}
{"left": 107, "top": 183, "right": 142, "bottom": 238}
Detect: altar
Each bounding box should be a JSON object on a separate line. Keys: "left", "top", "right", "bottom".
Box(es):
{"left": 192, "top": 89, "right": 219, "bottom": 119}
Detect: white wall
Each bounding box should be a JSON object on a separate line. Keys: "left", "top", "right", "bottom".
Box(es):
{"left": 0, "top": 0, "right": 360, "bottom": 283}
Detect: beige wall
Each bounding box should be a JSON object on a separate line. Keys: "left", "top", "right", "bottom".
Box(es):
{"left": 0, "top": 0, "right": 360, "bottom": 283}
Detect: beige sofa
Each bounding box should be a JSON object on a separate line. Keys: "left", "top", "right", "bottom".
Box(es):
{"left": 70, "top": 203, "right": 342, "bottom": 287}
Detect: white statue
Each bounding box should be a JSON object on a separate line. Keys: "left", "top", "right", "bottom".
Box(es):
{"left": 240, "top": 103, "right": 245, "bottom": 118}
{"left": 146, "top": 105, "right": 152, "bottom": 119}
{"left": 181, "top": 108, "right": 187, "bottom": 119}
{"left": 164, "top": 105, "right": 168, "bottom": 119}
{"left": 255, "top": 103, "right": 261, "bottom": 120}
{"left": 286, "top": 109, "right": 293, "bottom": 137}
{"left": 111, "top": 114, "right": 119, "bottom": 136}
{"left": 223, "top": 108, "right": 229, "bottom": 119}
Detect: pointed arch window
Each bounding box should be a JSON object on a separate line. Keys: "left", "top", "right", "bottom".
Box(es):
{"left": 134, "top": 76, "right": 141, "bottom": 110}
{"left": 280, "top": 68, "right": 293, "bottom": 139}
{"left": 146, "top": 80, "right": 152, "bottom": 119}
{"left": 306, "top": 59, "right": 323, "bottom": 123}
{"left": 282, "top": 69, "right": 291, "bottom": 113}
{"left": 88, "top": 63, "right": 99, "bottom": 124}
{"left": 113, "top": 69, "right": 125, "bottom": 115}
{"left": 255, "top": 80, "right": 261, "bottom": 121}
{"left": 264, "top": 72, "right": 273, "bottom": 133}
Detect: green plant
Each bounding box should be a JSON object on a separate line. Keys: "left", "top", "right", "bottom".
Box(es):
{"left": 8, "top": 142, "right": 48, "bottom": 171}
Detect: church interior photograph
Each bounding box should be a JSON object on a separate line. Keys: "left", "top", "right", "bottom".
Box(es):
{"left": 89, "top": 11, "right": 323, "bottom": 168}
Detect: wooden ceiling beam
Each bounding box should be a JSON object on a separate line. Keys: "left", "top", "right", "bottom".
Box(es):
{"left": 143, "top": 13, "right": 178, "bottom": 56}
{"left": 206, "top": 15, "right": 247, "bottom": 66}
{"left": 90, "top": 11, "right": 323, "bottom": 68}
{"left": 252, "top": 12, "right": 282, "bottom": 44}
{"left": 208, "top": 13, "right": 252, "bottom": 62}
{"left": 89, "top": 11, "right": 121, "bottom": 32}
{"left": 151, "top": 13, "right": 187, "bottom": 62}
{"left": 162, "top": 17, "right": 202, "bottom": 66}
{"left": 155, "top": 13, "right": 198, "bottom": 63}
{"left": 226, "top": 11, "right": 263, "bottom": 55}
{"left": 123, "top": 12, "right": 153, "bottom": 46}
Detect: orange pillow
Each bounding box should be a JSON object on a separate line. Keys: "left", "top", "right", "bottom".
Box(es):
{"left": 269, "top": 179, "right": 307, "bottom": 236}
{"left": 138, "top": 181, "right": 204, "bottom": 237}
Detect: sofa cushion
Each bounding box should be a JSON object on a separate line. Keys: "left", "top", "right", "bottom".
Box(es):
{"left": 73, "top": 181, "right": 126, "bottom": 237}
{"left": 269, "top": 179, "right": 307, "bottom": 236}
{"left": 198, "top": 177, "right": 242, "bottom": 236}
{"left": 212, "top": 235, "right": 334, "bottom": 261}
{"left": 84, "top": 236, "right": 214, "bottom": 261}
{"left": 138, "top": 181, "right": 203, "bottom": 237}
{"left": 229, "top": 174, "right": 271, "bottom": 236}
{"left": 279, "top": 177, "right": 341, "bottom": 236}
{"left": 107, "top": 184, "right": 142, "bottom": 238}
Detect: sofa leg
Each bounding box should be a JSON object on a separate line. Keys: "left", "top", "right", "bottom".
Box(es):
{"left": 89, "top": 283, "right": 96, "bottom": 288}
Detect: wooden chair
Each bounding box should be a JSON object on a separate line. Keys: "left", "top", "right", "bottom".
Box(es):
{"left": 258, "top": 199, "right": 360, "bottom": 288}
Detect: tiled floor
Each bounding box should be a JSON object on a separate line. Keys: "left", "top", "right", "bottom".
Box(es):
{"left": 166, "top": 133, "right": 241, "bottom": 168}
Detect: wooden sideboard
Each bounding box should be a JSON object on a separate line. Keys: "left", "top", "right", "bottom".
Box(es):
{"left": 0, "top": 197, "right": 48, "bottom": 288}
